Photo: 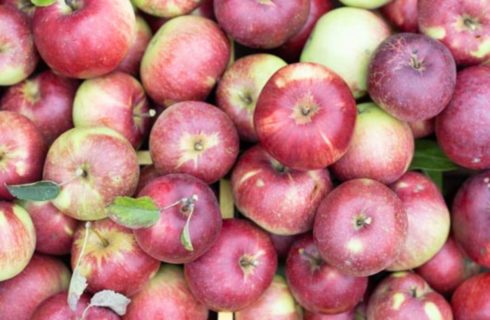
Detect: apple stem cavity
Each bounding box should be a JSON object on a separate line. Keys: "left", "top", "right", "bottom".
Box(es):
{"left": 409, "top": 53, "right": 423, "bottom": 71}
{"left": 354, "top": 214, "right": 372, "bottom": 230}
{"left": 91, "top": 228, "right": 110, "bottom": 248}
{"left": 298, "top": 248, "right": 324, "bottom": 269}
{"left": 463, "top": 16, "right": 479, "bottom": 31}
{"left": 239, "top": 255, "right": 257, "bottom": 269}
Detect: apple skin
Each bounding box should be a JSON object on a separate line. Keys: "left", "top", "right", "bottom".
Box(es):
{"left": 418, "top": 0, "right": 490, "bottom": 66}
{"left": 216, "top": 54, "right": 287, "bottom": 142}
{"left": 451, "top": 273, "right": 490, "bottom": 320}
{"left": 231, "top": 145, "right": 332, "bottom": 235}
{"left": 368, "top": 33, "right": 457, "bottom": 122}
{"left": 339, "top": 0, "right": 392, "bottom": 9}
{"left": 314, "top": 179, "right": 408, "bottom": 277}
{"left": 33, "top": 0, "right": 135, "bottom": 79}
{"left": 367, "top": 272, "right": 453, "bottom": 320}
{"left": 254, "top": 63, "right": 357, "bottom": 170}
{"left": 301, "top": 7, "right": 391, "bottom": 98}
{"left": 286, "top": 234, "right": 368, "bottom": 314}
{"left": 116, "top": 15, "right": 152, "bottom": 76}
{"left": 269, "top": 233, "right": 303, "bottom": 260}
{"left": 133, "top": 0, "right": 202, "bottom": 18}
{"left": 380, "top": 0, "right": 418, "bottom": 33}
{"left": 435, "top": 65, "right": 490, "bottom": 170}
{"left": 0, "top": 254, "right": 70, "bottom": 320}
{"left": 415, "top": 237, "right": 481, "bottom": 294}
{"left": 331, "top": 102, "right": 414, "bottom": 184}
{"left": 408, "top": 118, "right": 434, "bottom": 139}
{"left": 135, "top": 165, "right": 163, "bottom": 194}
{"left": 0, "top": 111, "right": 46, "bottom": 200}
{"left": 0, "top": 70, "right": 77, "bottom": 145}
{"left": 191, "top": 0, "right": 214, "bottom": 20}
{"left": 141, "top": 15, "right": 230, "bottom": 107}
{"left": 1, "top": 0, "right": 35, "bottom": 19}
{"left": 149, "top": 101, "right": 239, "bottom": 184}
{"left": 214, "top": 0, "right": 309, "bottom": 49}
{"left": 73, "top": 72, "right": 151, "bottom": 149}
{"left": 43, "top": 127, "right": 140, "bottom": 221}
{"left": 184, "top": 218, "right": 278, "bottom": 312}
{"left": 387, "top": 171, "right": 451, "bottom": 271}
{"left": 304, "top": 309, "right": 355, "bottom": 320}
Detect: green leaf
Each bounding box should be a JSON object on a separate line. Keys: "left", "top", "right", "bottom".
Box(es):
{"left": 107, "top": 196, "right": 160, "bottom": 229}
{"left": 68, "top": 268, "right": 88, "bottom": 311}
{"left": 6, "top": 180, "right": 60, "bottom": 201}
{"left": 30, "top": 0, "right": 56, "bottom": 7}
{"left": 409, "top": 140, "right": 459, "bottom": 172}
{"left": 180, "top": 216, "right": 194, "bottom": 252}
{"left": 89, "top": 290, "right": 131, "bottom": 316}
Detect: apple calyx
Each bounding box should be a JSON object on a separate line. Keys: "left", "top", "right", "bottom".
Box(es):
{"left": 409, "top": 52, "right": 424, "bottom": 71}
{"left": 462, "top": 16, "right": 480, "bottom": 32}
{"left": 292, "top": 97, "right": 319, "bottom": 125}
{"left": 237, "top": 91, "right": 254, "bottom": 108}
{"left": 354, "top": 214, "right": 372, "bottom": 230}
{"left": 239, "top": 254, "right": 259, "bottom": 275}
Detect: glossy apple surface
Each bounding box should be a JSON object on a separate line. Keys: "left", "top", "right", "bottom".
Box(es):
{"left": 451, "top": 273, "right": 490, "bottom": 320}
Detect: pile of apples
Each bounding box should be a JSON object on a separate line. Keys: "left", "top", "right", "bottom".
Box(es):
{"left": 0, "top": 0, "right": 489, "bottom": 319}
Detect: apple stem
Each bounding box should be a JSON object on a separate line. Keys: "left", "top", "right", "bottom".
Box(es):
{"left": 298, "top": 248, "right": 323, "bottom": 268}
{"left": 133, "top": 109, "right": 156, "bottom": 118}
{"left": 159, "top": 194, "right": 199, "bottom": 212}
{"left": 91, "top": 228, "right": 109, "bottom": 247}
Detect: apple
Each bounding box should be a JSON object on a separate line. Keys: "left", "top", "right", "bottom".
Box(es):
{"left": 72, "top": 72, "right": 151, "bottom": 149}
{"left": 191, "top": 0, "right": 214, "bottom": 20}
{"left": 269, "top": 233, "right": 303, "bottom": 260}
{"left": 235, "top": 275, "right": 302, "bottom": 320}
{"left": 0, "top": 70, "right": 77, "bottom": 145}
{"left": 231, "top": 145, "right": 332, "bottom": 235}
{"left": 0, "top": 111, "right": 46, "bottom": 200}
{"left": 254, "top": 63, "right": 357, "bottom": 170}
{"left": 368, "top": 33, "right": 457, "bottom": 122}
{"left": 0, "top": 254, "right": 70, "bottom": 320}
{"left": 339, "top": 0, "right": 392, "bottom": 9}
{"left": 140, "top": 15, "right": 230, "bottom": 107}
{"left": 43, "top": 127, "right": 140, "bottom": 221}
{"left": 19, "top": 200, "right": 78, "bottom": 255}
{"left": 367, "top": 272, "right": 453, "bottom": 319}
{"left": 0, "top": 5, "right": 37, "bottom": 85}
{"left": 33, "top": 0, "right": 135, "bottom": 79}
{"left": 451, "top": 273, "right": 490, "bottom": 320}
{"left": 135, "top": 165, "right": 163, "bottom": 194}
{"left": 330, "top": 102, "right": 414, "bottom": 184}
{"left": 216, "top": 54, "right": 287, "bottom": 142}
{"left": 380, "top": 0, "right": 418, "bottom": 33}
{"left": 314, "top": 179, "right": 408, "bottom": 277}
{"left": 184, "top": 218, "right": 277, "bottom": 311}
{"left": 286, "top": 234, "right": 368, "bottom": 314}
{"left": 301, "top": 7, "right": 391, "bottom": 98}
{"left": 415, "top": 237, "right": 481, "bottom": 294}
{"left": 214, "top": 0, "right": 309, "bottom": 49}
{"left": 116, "top": 15, "right": 152, "bottom": 76}
{"left": 408, "top": 118, "right": 434, "bottom": 139}
{"left": 418, "top": 0, "right": 490, "bottom": 65}
{"left": 435, "top": 65, "right": 490, "bottom": 170}
{"left": 123, "top": 264, "right": 208, "bottom": 320}
{"left": 141, "top": 12, "right": 167, "bottom": 33}
{"left": 133, "top": 0, "right": 202, "bottom": 18}
{"left": 149, "top": 101, "right": 239, "bottom": 184}
{"left": 304, "top": 310, "right": 356, "bottom": 320}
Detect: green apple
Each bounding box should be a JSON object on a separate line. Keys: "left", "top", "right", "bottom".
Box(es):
{"left": 339, "top": 0, "right": 393, "bottom": 9}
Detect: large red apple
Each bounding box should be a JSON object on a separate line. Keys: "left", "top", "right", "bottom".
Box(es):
{"left": 380, "top": 0, "right": 418, "bottom": 33}
{"left": 451, "top": 273, "right": 490, "bottom": 320}
{"left": 116, "top": 15, "right": 152, "bottom": 76}
{"left": 133, "top": 0, "right": 202, "bottom": 18}
{"left": 314, "top": 179, "right": 408, "bottom": 277}
{"left": 33, "top": 0, "right": 135, "bottom": 79}
{"left": 184, "top": 219, "right": 277, "bottom": 311}
{"left": 254, "top": 63, "right": 357, "bottom": 170}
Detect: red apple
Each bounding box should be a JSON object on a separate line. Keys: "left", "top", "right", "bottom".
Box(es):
{"left": 435, "top": 65, "right": 490, "bottom": 169}
{"left": 149, "top": 101, "right": 239, "bottom": 184}
{"left": 314, "top": 179, "right": 408, "bottom": 277}
{"left": 184, "top": 219, "right": 277, "bottom": 311}
{"left": 1, "top": 0, "right": 35, "bottom": 18}
{"left": 33, "top": 0, "right": 135, "bottom": 79}
{"left": 331, "top": 102, "right": 414, "bottom": 184}
{"left": 451, "top": 273, "right": 490, "bottom": 320}
{"left": 269, "top": 233, "right": 303, "bottom": 260}
{"left": 380, "top": 0, "right": 418, "bottom": 33}
{"left": 116, "top": 15, "right": 152, "bottom": 76}
{"left": 214, "top": 0, "right": 310, "bottom": 49}
{"left": 408, "top": 118, "right": 434, "bottom": 139}
{"left": 135, "top": 165, "right": 162, "bottom": 194}
{"left": 191, "top": 0, "right": 214, "bottom": 20}
{"left": 0, "top": 254, "right": 70, "bottom": 320}
{"left": 133, "top": 0, "right": 202, "bottom": 18}
{"left": 254, "top": 63, "right": 357, "bottom": 170}
{"left": 286, "top": 234, "right": 368, "bottom": 314}
{"left": 140, "top": 15, "right": 230, "bottom": 107}
{"left": 304, "top": 309, "right": 356, "bottom": 320}
{"left": 231, "top": 145, "right": 332, "bottom": 235}
{"left": 0, "top": 70, "right": 77, "bottom": 145}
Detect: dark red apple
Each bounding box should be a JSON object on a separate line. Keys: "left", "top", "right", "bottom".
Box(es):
{"left": 408, "top": 118, "right": 434, "bottom": 139}
{"left": 451, "top": 273, "right": 490, "bottom": 320}
{"left": 116, "top": 15, "right": 152, "bottom": 76}
{"left": 380, "top": 0, "right": 418, "bottom": 33}
{"left": 304, "top": 309, "right": 355, "bottom": 320}
{"left": 255, "top": 63, "right": 357, "bottom": 170}
{"left": 184, "top": 219, "right": 277, "bottom": 311}
{"left": 133, "top": 0, "right": 202, "bottom": 18}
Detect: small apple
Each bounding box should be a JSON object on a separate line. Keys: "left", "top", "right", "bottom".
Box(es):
{"left": 116, "top": 15, "right": 152, "bottom": 76}
{"left": 339, "top": 0, "right": 392, "bottom": 9}
{"left": 133, "top": 0, "right": 202, "bottom": 18}
{"left": 380, "top": 0, "right": 418, "bottom": 33}
{"left": 408, "top": 118, "right": 434, "bottom": 139}
{"left": 451, "top": 273, "right": 490, "bottom": 320}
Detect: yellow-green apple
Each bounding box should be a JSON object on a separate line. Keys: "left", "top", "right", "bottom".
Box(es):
{"left": 0, "top": 111, "right": 46, "bottom": 200}
{"left": 0, "top": 254, "right": 70, "bottom": 320}
{"left": 367, "top": 272, "right": 453, "bottom": 320}
{"left": 149, "top": 101, "right": 239, "bottom": 184}
{"left": 231, "top": 145, "right": 332, "bottom": 235}
{"left": 133, "top": 0, "right": 202, "bottom": 18}
{"left": 435, "top": 65, "right": 490, "bottom": 169}
{"left": 1, "top": 0, "right": 35, "bottom": 18}
{"left": 339, "top": 0, "right": 392, "bottom": 9}
{"left": 71, "top": 219, "right": 160, "bottom": 297}
{"left": 216, "top": 54, "right": 286, "bottom": 142}
{"left": 32, "top": 0, "right": 135, "bottom": 79}
{"left": 304, "top": 309, "right": 355, "bottom": 319}
{"left": 214, "top": 0, "right": 309, "bottom": 49}
{"left": 0, "top": 70, "right": 77, "bottom": 145}
{"left": 116, "top": 15, "right": 152, "bottom": 76}
{"left": 286, "top": 234, "right": 368, "bottom": 314}
{"left": 184, "top": 219, "right": 277, "bottom": 311}
{"left": 368, "top": 33, "right": 457, "bottom": 122}
{"left": 331, "top": 103, "right": 414, "bottom": 184}
{"left": 254, "top": 63, "right": 357, "bottom": 170}
{"left": 72, "top": 72, "right": 151, "bottom": 149}
{"left": 380, "top": 0, "right": 418, "bottom": 33}
{"left": 451, "top": 273, "right": 490, "bottom": 320}
{"left": 416, "top": 237, "right": 481, "bottom": 294}
{"left": 314, "top": 179, "right": 408, "bottom": 277}
{"left": 123, "top": 264, "right": 209, "bottom": 320}
{"left": 140, "top": 15, "right": 230, "bottom": 107}
{"left": 408, "top": 118, "right": 434, "bottom": 139}
{"left": 301, "top": 7, "right": 391, "bottom": 98}
{"left": 235, "top": 275, "right": 302, "bottom": 320}
{"left": 0, "top": 5, "right": 37, "bottom": 85}
{"left": 134, "top": 174, "right": 222, "bottom": 263}
{"left": 43, "top": 127, "right": 140, "bottom": 221}
{"left": 418, "top": 0, "right": 490, "bottom": 65}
